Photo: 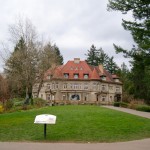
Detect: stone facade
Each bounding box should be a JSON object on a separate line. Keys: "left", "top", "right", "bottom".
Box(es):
{"left": 32, "top": 58, "right": 122, "bottom": 105}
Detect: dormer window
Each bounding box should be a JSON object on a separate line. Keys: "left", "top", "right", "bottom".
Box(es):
{"left": 112, "top": 74, "right": 120, "bottom": 82}
{"left": 101, "top": 75, "right": 106, "bottom": 80}
{"left": 84, "top": 74, "right": 89, "bottom": 79}
{"left": 75, "top": 67, "right": 78, "bottom": 70}
{"left": 47, "top": 75, "right": 52, "bottom": 79}
{"left": 74, "top": 73, "right": 79, "bottom": 79}
{"left": 114, "top": 78, "right": 119, "bottom": 82}
{"left": 64, "top": 73, "right": 69, "bottom": 78}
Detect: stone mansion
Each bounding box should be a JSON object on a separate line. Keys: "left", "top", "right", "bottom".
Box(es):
{"left": 32, "top": 58, "right": 122, "bottom": 104}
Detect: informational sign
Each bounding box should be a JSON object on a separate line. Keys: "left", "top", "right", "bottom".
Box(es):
{"left": 34, "top": 114, "right": 56, "bottom": 124}
{"left": 34, "top": 114, "right": 57, "bottom": 139}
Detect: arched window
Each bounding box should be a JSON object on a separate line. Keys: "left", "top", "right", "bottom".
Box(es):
{"left": 70, "top": 94, "right": 80, "bottom": 100}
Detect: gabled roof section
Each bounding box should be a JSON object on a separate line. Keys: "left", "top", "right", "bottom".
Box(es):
{"left": 91, "top": 68, "right": 99, "bottom": 79}
{"left": 112, "top": 74, "right": 120, "bottom": 79}
{"left": 61, "top": 59, "right": 92, "bottom": 79}
{"left": 44, "top": 58, "right": 120, "bottom": 83}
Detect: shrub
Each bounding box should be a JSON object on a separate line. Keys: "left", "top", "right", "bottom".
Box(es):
{"left": 33, "top": 98, "right": 47, "bottom": 107}
{"left": 0, "top": 105, "right": 4, "bottom": 113}
{"left": 128, "top": 103, "right": 137, "bottom": 110}
{"left": 22, "top": 104, "right": 34, "bottom": 110}
{"left": 136, "top": 105, "right": 150, "bottom": 112}
{"left": 120, "top": 102, "right": 128, "bottom": 108}
{"left": 12, "top": 97, "right": 24, "bottom": 102}
{"left": 114, "top": 102, "right": 120, "bottom": 107}
{"left": 4, "top": 100, "right": 14, "bottom": 110}
{"left": 14, "top": 101, "right": 24, "bottom": 107}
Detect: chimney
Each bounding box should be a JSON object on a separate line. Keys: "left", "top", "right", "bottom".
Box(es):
{"left": 74, "top": 58, "right": 80, "bottom": 64}
{"left": 99, "top": 64, "right": 104, "bottom": 74}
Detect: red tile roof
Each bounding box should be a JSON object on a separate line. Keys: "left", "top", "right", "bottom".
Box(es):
{"left": 91, "top": 68, "right": 100, "bottom": 79}
{"left": 44, "top": 58, "right": 119, "bottom": 82}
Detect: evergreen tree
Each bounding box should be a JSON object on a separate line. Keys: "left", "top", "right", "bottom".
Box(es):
{"left": 85, "top": 45, "right": 120, "bottom": 74}
{"left": 96, "top": 48, "right": 109, "bottom": 68}
{"left": 108, "top": 0, "right": 150, "bottom": 103}
{"left": 53, "top": 44, "right": 64, "bottom": 65}
{"left": 107, "top": 0, "right": 150, "bottom": 49}
{"left": 85, "top": 45, "right": 98, "bottom": 66}
{"left": 106, "top": 56, "right": 119, "bottom": 74}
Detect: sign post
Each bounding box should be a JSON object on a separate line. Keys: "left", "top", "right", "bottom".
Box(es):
{"left": 34, "top": 114, "right": 56, "bottom": 139}
{"left": 44, "top": 124, "right": 47, "bottom": 139}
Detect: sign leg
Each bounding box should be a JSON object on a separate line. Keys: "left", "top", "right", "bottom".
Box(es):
{"left": 44, "top": 124, "right": 47, "bottom": 139}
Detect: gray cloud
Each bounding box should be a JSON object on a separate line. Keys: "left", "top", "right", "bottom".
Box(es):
{"left": 0, "top": 0, "right": 134, "bottom": 72}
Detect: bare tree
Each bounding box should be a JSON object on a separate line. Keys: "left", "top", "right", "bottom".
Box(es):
{"left": 36, "top": 42, "right": 61, "bottom": 97}
{"left": 2, "top": 17, "right": 64, "bottom": 103}
{"left": 5, "top": 17, "right": 39, "bottom": 104}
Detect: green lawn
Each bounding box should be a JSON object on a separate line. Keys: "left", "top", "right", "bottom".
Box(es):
{"left": 0, "top": 105, "right": 150, "bottom": 142}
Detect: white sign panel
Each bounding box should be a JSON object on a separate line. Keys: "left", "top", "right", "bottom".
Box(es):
{"left": 34, "top": 114, "right": 56, "bottom": 124}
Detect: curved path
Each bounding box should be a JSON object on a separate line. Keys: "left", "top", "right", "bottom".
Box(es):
{"left": 103, "top": 106, "right": 150, "bottom": 119}
{"left": 0, "top": 139, "right": 150, "bottom": 150}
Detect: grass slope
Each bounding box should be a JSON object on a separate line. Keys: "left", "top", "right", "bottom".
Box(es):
{"left": 0, "top": 105, "right": 150, "bottom": 142}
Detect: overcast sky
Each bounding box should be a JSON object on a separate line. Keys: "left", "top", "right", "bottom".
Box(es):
{"left": 0, "top": 0, "right": 134, "bottom": 72}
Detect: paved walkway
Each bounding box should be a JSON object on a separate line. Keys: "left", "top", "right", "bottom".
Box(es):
{"left": 0, "top": 139, "right": 150, "bottom": 150}
{"left": 103, "top": 106, "right": 150, "bottom": 119}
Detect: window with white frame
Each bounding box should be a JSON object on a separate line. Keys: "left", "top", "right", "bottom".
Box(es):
{"left": 93, "top": 83, "right": 97, "bottom": 90}
{"left": 70, "top": 94, "right": 80, "bottom": 100}
{"left": 101, "top": 95, "right": 106, "bottom": 101}
{"left": 63, "top": 83, "right": 67, "bottom": 89}
{"left": 102, "top": 85, "right": 106, "bottom": 91}
{"left": 110, "top": 96, "right": 113, "bottom": 101}
{"left": 47, "top": 75, "right": 53, "bottom": 79}
{"left": 74, "top": 83, "right": 79, "bottom": 89}
{"left": 79, "top": 84, "right": 82, "bottom": 89}
{"left": 55, "top": 83, "right": 58, "bottom": 89}
{"left": 47, "top": 75, "right": 51, "bottom": 79}
{"left": 70, "top": 83, "right": 73, "bottom": 89}
{"left": 47, "top": 94, "right": 51, "bottom": 100}
{"left": 52, "top": 83, "right": 55, "bottom": 89}
{"left": 74, "top": 74, "right": 79, "bottom": 79}
{"left": 84, "top": 74, "right": 89, "bottom": 79}
{"left": 116, "top": 86, "right": 120, "bottom": 92}
{"left": 84, "top": 83, "right": 88, "bottom": 90}
{"left": 101, "top": 75, "right": 106, "bottom": 80}
{"left": 109, "top": 86, "right": 113, "bottom": 90}
{"left": 47, "top": 84, "right": 50, "bottom": 89}
{"left": 64, "top": 73, "right": 69, "bottom": 78}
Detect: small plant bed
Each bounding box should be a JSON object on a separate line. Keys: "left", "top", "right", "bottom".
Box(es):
{"left": 113, "top": 102, "right": 150, "bottom": 112}
{"left": 0, "top": 105, "right": 150, "bottom": 142}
